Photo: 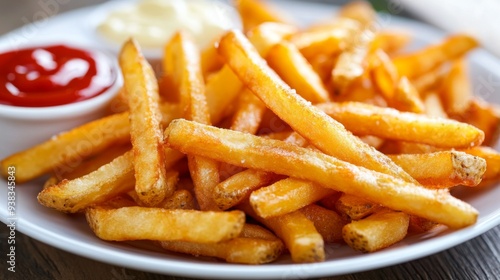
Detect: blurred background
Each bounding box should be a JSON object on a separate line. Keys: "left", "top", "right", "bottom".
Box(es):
{"left": 0, "top": 0, "right": 405, "bottom": 36}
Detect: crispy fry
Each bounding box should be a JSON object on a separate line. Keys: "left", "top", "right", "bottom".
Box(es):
{"left": 250, "top": 178, "right": 334, "bottom": 218}
{"left": 290, "top": 18, "right": 360, "bottom": 59}
{"left": 165, "top": 32, "right": 220, "bottom": 210}
{"left": 389, "top": 151, "right": 486, "bottom": 188}
{"left": 370, "top": 31, "right": 412, "bottom": 55}
{"left": 235, "top": 0, "right": 288, "bottom": 33}
{"left": 86, "top": 207, "right": 245, "bottom": 242}
{"left": 455, "top": 98, "right": 500, "bottom": 146}
{"left": 267, "top": 41, "right": 330, "bottom": 103}
{"left": 316, "top": 102, "right": 484, "bottom": 148}
{"left": 214, "top": 169, "right": 278, "bottom": 210}
{"left": 335, "top": 194, "right": 382, "bottom": 221}
{"left": 462, "top": 146, "right": 500, "bottom": 180}
{"left": 343, "top": 210, "right": 410, "bottom": 253}
{"left": 299, "top": 204, "right": 346, "bottom": 243}
{"left": 218, "top": 30, "right": 416, "bottom": 183}
{"left": 229, "top": 89, "right": 267, "bottom": 134}
{"left": 393, "top": 34, "right": 478, "bottom": 78}
{"left": 200, "top": 39, "right": 224, "bottom": 77}
{"left": 1, "top": 112, "right": 129, "bottom": 183}
{"left": 392, "top": 76, "right": 425, "bottom": 113}
{"left": 440, "top": 59, "right": 472, "bottom": 115}
{"left": 370, "top": 49, "right": 399, "bottom": 101}
{"left": 165, "top": 119, "right": 478, "bottom": 228}
{"left": 120, "top": 39, "right": 171, "bottom": 206}
{"left": 37, "top": 151, "right": 136, "bottom": 213}
{"left": 240, "top": 201, "right": 325, "bottom": 263}
{"left": 424, "top": 92, "right": 448, "bottom": 118}
{"left": 160, "top": 224, "right": 284, "bottom": 264}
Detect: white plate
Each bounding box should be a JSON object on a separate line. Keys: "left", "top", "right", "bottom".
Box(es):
{"left": 1, "top": 1, "right": 500, "bottom": 279}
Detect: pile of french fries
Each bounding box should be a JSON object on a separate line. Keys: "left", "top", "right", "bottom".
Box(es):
{"left": 2, "top": 0, "right": 500, "bottom": 264}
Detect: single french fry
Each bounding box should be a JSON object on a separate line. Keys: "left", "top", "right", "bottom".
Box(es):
{"left": 37, "top": 151, "right": 136, "bottom": 213}
{"left": 267, "top": 41, "right": 330, "bottom": 103}
{"left": 160, "top": 224, "right": 285, "bottom": 264}
{"left": 218, "top": 30, "right": 416, "bottom": 183}
{"left": 316, "top": 102, "right": 484, "bottom": 148}
{"left": 164, "top": 119, "right": 478, "bottom": 228}
{"left": 86, "top": 206, "right": 245, "bottom": 242}
{"left": 424, "top": 92, "right": 448, "bottom": 118}
{"left": 389, "top": 151, "right": 486, "bottom": 188}
{"left": 462, "top": 146, "right": 500, "bottom": 180}
{"left": 200, "top": 39, "right": 224, "bottom": 77}
{"left": 165, "top": 32, "right": 220, "bottom": 210}
{"left": 370, "top": 31, "right": 412, "bottom": 55}
{"left": 343, "top": 209, "right": 410, "bottom": 253}
{"left": 290, "top": 18, "right": 361, "bottom": 59}
{"left": 392, "top": 34, "right": 478, "bottom": 78}
{"left": 240, "top": 201, "right": 325, "bottom": 263}
{"left": 299, "top": 204, "right": 346, "bottom": 243}
{"left": 120, "top": 39, "right": 171, "bottom": 206}
{"left": 456, "top": 98, "right": 500, "bottom": 146}
{"left": 440, "top": 59, "right": 472, "bottom": 115}
{"left": 370, "top": 49, "right": 399, "bottom": 101}
{"left": 335, "top": 193, "right": 382, "bottom": 221}
{"left": 250, "top": 178, "right": 334, "bottom": 218}
{"left": 229, "top": 89, "right": 267, "bottom": 134}
{"left": 392, "top": 76, "right": 425, "bottom": 113}
{"left": 235, "top": 0, "right": 289, "bottom": 33}
{"left": 337, "top": 0, "right": 376, "bottom": 27}
{"left": 214, "top": 169, "right": 278, "bottom": 210}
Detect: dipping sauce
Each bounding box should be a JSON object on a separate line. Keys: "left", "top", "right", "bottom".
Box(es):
{"left": 0, "top": 45, "right": 116, "bottom": 107}
{"left": 97, "top": 0, "right": 239, "bottom": 49}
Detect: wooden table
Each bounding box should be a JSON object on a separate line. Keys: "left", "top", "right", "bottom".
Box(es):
{"left": 1, "top": 0, "right": 499, "bottom": 279}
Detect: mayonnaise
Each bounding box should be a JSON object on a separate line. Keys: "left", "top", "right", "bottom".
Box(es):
{"left": 97, "top": 0, "right": 240, "bottom": 49}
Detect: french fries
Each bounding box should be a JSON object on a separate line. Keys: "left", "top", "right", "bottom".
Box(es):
{"left": 120, "top": 39, "right": 171, "bottom": 206}
{"left": 3, "top": 0, "right": 499, "bottom": 266}
{"left": 165, "top": 119, "right": 478, "bottom": 228}
{"left": 316, "top": 102, "right": 484, "bottom": 148}
{"left": 86, "top": 207, "right": 245, "bottom": 242}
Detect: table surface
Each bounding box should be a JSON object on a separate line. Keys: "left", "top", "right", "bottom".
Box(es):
{"left": 0, "top": 0, "right": 499, "bottom": 279}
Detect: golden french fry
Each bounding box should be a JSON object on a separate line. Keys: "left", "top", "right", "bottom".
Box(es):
{"left": 164, "top": 119, "right": 478, "bottom": 228}
{"left": 392, "top": 76, "right": 425, "bottom": 113}
{"left": 337, "top": 0, "right": 376, "bottom": 27}
{"left": 240, "top": 201, "right": 325, "bottom": 263}
{"left": 206, "top": 23, "right": 297, "bottom": 125}
{"left": 86, "top": 206, "right": 245, "bottom": 242}
{"left": 290, "top": 18, "right": 360, "bottom": 59}
{"left": 235, "top": 0, "right": 288, "bottom": 33}
{"left": 343, "top": 209, "right": 410, "bottom": 253}
{"left": 160, "top": 224, "right": 285, "bottom": 264}
{"left": 267, "top": 41, "right": 330, "bottom": 103}
{"left": 370, "top": 31, "right": 412, "bottom": 55}
{"left": 370, "top": 49, "right": 399, "bottom": 101}
{"left": 299, "top": 204, "right": 346, "bottom": 243}
{"left": 165, "top": 32, "right": 220, "bottom": 210}
{"left": 423, "top": 92, "right": 448, "bottom": 118}
{"left": 411, "top": 66, "right": 447, "bottom": 94}
{"left": 120, "top": 39, "right": 171, "bottom": 206}
{"left": 37, "top": 151, "right": 136, "bottom": 213}
{"left": 335, "top": 193, "right": 382, "bottom": 221}
{"left": 316, "top": 102, "right": 484, "bottom": 148}
{"left": 392, "top": 34, "right": 478, "bottom": 78}
{"left": 1, "top": 112, "right": 129, "bottom": 183}
{"left": 462, "top": 146, "right": 500, "bottom": 180}
{"left": 456, "top": 98, "right": 500, "bottom": 146}
{"left": 218, "top": 30, "right": 415, "bottom": 183}
{"left": 440, "top": 59, "right": 472, "bottom": 115}
{"left": 214, "top": 169, "right": 278, "bottom": 210}
{"left": 229, "top": 89, "right": 267, "bottom": 134}
{"left": 200, "top": 39, "right": 224, "bottom": 77}
{"left": 250, "top": 178, "right": 334, "bottom": 218}
{"left": 389, "top": 151, "right": 486, "bottom": 188}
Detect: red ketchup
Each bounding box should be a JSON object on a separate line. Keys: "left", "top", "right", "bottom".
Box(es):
{"left": 0, "top": 45, "right": 116, "bottom": 107}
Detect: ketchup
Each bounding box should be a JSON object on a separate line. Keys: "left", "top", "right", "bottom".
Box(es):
{"left": 0, "top": 45, "right": 116, "bottom": 107}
